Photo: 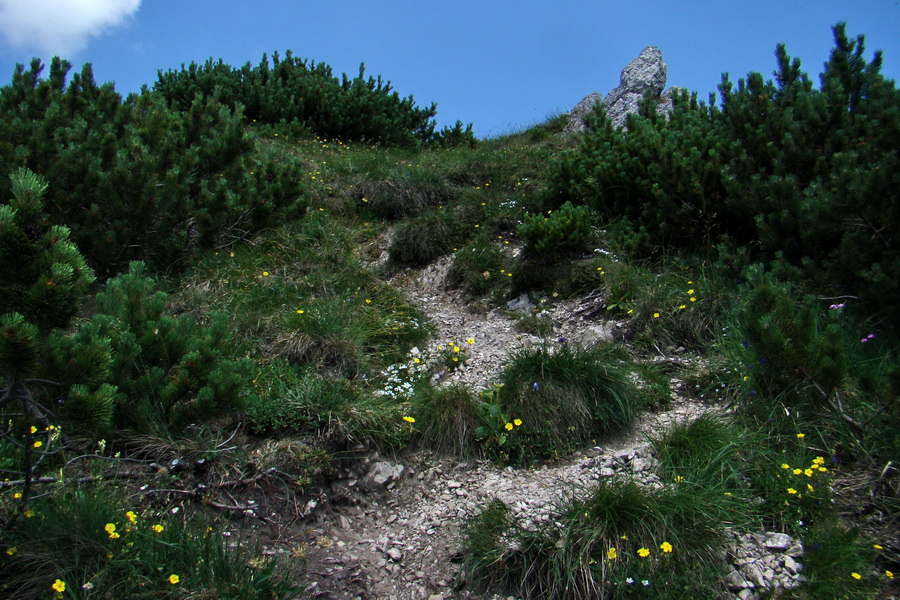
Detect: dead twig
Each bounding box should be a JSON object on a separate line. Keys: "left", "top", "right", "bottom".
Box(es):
{"left": 0, "top": 470, "right": 146, "bottom": 488}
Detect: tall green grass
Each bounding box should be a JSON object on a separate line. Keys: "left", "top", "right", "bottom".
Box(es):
{"left": 0, "top": 484, "right": 298, "bottom": 599}
{"left": 494, "top": 344, "right": 647, "bottom": 464}
{"left": 462, "top": 480, "right": 731, "bottom": 599}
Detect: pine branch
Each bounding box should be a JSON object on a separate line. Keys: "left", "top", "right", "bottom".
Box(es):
{"left": 22, "top": 378, "right": 63, "bottom": 387}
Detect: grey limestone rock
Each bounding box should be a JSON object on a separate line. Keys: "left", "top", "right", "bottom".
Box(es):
{"left": 562, "top": 92, "right": 603, "bottom": 134}
{"left": 656, "top": 85, "right": 687, "bottom": 118}
{"left": 602, "top": 46, "right": 667, "bottom": 129}
{"left": 565, "top": 46, "right": 683, "bottom": 133}
{"left": 573, "top": 322, "right": 623, "bottom": 347}
{"left": 363, "top": 461, "right": 406, "bottom": 491}
{"left": 764, "top": 532, "right": 793, "bottom": 551}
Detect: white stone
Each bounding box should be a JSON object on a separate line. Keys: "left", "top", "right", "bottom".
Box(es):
{"left": 764, "top": 532, "right": 792, "bottom": 551}
{"left": 386, "top": 548, "right": 403, "bottom": 562}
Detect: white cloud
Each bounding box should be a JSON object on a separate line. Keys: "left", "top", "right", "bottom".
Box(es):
{"left": 0, "top": 0, "right": 141, "bottom": 56}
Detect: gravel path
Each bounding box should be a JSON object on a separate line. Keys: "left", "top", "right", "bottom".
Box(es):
{"left": 293, "top": 260, "right": 713, "bottom": 599}
{"left": 295, "top": 259, "right": 802, "bottom": 600}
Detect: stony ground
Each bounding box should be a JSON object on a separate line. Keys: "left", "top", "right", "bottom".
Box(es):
{"left": 266, "top": 257, "right": 805, "bottom": 600}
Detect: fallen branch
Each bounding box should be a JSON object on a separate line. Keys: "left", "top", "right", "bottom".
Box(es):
{"left": 217, "top": 468, "right": 277, "bottom": 489}
{"left": 143, "top": 487, "right": 272, "bottom": 522}
{"left": 0, "top": 470, "right": 146, "bottom": 488}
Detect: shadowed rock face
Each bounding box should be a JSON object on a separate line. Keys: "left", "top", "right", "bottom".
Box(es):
{"left": 565, "top": 46, "right": 682, "bottom": 133}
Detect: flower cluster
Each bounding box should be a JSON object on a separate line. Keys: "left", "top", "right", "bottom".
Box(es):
{"left": 633, "top": 279, "right": 700, "bottom": 320}
{"left": 373, "top": 361, "right": 419, "bottom": 401}
{"left": 606, "top": 541, "right": 674, "bottom": 561}
{"left": 606, "top": 541, "right": 674, "bottom": 591}
{"left": 28, "top": 511, "right": 180, "bottom": 595}
{"left": 434, "top": 338, "right": 475, "bottom": 373}
{"left": 780, "top": 455, "right": 829, "bottom": 498}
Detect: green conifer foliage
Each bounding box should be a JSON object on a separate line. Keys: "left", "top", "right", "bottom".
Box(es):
{"left": 48, "top": 262, "right": 252, "bottom": 433}
{"left": 517, "top": 201, "right": 594, "bottom": 260}
{"left": 0, "top": 169, "right": 95, "bottom": 334}
{"left": 0, "top": 58, "right": 306, "bottom": 275}
{"left": 739, "top": 266, "right": 848, "bottom": 399}
{"left": 549, "top": 90, "right": 728, "bottom": 252}
{"left": 0, "top": 169, "right": 102, "bottom": 438}
{"left": 1, "top": 171, "right": 249, "bottom": 438}
{"left": 549, "top": 24, "right": 899, "bottom": 325}
{"left": 155, "top": 52, "right": 475, "bottom": 147}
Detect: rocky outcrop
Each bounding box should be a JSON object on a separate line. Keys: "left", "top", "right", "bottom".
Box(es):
{"left": 725, "top": 531, "right": 806, "bottom": 599}
{"left": 564, "top": 46, "right": 684, "bottom": 133}
{"left": 563, "top": 91, "right": 604, "bottom": 134}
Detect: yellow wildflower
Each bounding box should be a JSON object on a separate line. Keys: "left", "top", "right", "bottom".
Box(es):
{"left": 152, "top": 524, "right": 164, "bottom": 533}
{"left": 660, "top": 542, "right": 673, "bottom": 553}
{"left": 637, "top": 548, "right": 650, "bottom": 557}
{"left": 168, "top": 574, "right": 180, "bottom": 584}
{"left": 402, "top": 416, "right": 416, "bottom": 424}
{"left": 52, "top": 579, "right": 66, "bottom": 592}
{"left": 851, "top": 572, "right": 861, "bottom": 580}
{"left": 513, "top": 419, "right": 522, "bottom": 427}
{"left": 607, "top": 548, "right": 617, "bottom": 560}
{"left": 505, "top": 422, "right": 513, "bottom": 431}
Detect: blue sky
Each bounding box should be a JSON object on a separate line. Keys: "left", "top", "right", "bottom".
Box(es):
{"left": 1, "top": 1, "right": 898, "bottom": 138}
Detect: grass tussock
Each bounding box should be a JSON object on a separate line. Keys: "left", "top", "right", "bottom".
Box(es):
{"left": 462, "top": 480, "right": 731, "bottom": 600}
{"left": 0, "top": 483, "right": 296, "bottom": 600}
{"left": 410, "top": 383, "right": 482, "bottom": 457}
{"left": 494, "top": 344, "right": 646, "bottom": 464}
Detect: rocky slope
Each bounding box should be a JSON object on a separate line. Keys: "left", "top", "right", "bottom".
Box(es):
{"left": 277, "top": 258, "right": 807, "bottom": 600}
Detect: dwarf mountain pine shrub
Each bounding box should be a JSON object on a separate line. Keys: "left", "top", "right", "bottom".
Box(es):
{"left": 0, "top": 58, "right": 306, "bottom": 274}
{"left": 547, "top": 24, "right": 900, "bottom": 328}
{"left": 155, "top": 52, "right": 475, "bottom": 147}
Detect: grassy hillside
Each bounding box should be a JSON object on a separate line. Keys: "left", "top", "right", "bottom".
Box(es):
{"left": 1, "top": 26, "right": 898, "bottom": 599}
